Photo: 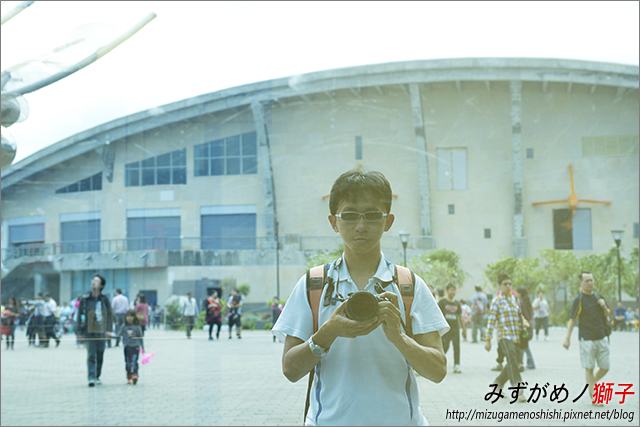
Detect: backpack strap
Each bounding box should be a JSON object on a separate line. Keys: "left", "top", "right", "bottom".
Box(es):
{"left": 304, "top": 263, "right": 329, "bottom": 423}
{"left": 395, "top": 265, "right": 415, "bottom": 337}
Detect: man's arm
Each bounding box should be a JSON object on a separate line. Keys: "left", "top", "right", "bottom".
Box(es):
{"left": 563, "top": 318, "right": 576, "bottom": 349}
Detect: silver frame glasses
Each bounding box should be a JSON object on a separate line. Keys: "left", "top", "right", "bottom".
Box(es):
{"left": 334, "top": 211, "right": 388, "bottom": 223}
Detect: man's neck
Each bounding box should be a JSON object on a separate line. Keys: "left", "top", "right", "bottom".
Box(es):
{"left": 581, "top": 289, "right": 594, "bottom": 296}
{"left": 91, "top": 290, "right": 101, "bottom": 297}
{"left": 343, "top": 249, "right": 381, "bottom": 282}
{"left": 446, "top": 296, "right": 455, "bottom": 303}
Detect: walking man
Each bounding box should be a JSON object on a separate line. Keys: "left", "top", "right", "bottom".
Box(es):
{"left": 42, "top": 293, "right": 61, "bottom": 348}
{"left": 563, "top": 271, "right": 611, "bottom": 405}
{"left": 470, "top": 286, "right": 487, "bottom": 343}
{"left": 77, "top": 274, "right": 114, "bottom": 387}
{"left": 484, "top": 273, "right": 528, "bottom": 402}
{"left": 227, "top": 289, "right": 244, "bottom": 339}
{"left": 532, "top": 291, "right": 550, "bottom": 341}
{"left": 111, "top": 289, "right": 129, "bottom": 347}
{"left": 438, "top": 283, "right": 465, "bottom": 373}
{"left": 182, "top": 292, "right": 198, "bottom": 339}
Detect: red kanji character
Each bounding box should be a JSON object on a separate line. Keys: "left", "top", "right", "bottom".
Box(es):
{"left": 614, "top": 384, "right": 635, "bottom": 404}
{"left": 592, "top": 383, "right": 614, "bottom": 405}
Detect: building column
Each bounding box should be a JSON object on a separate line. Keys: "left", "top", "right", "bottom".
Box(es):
{"left": 408, "top": 84, "right": 432, "bottom": 238}
{"left": 251, "top": 101, "right": 277, "bottom": 249}
{"left": 510, "top": 81, "right": 527, "bottom": 258}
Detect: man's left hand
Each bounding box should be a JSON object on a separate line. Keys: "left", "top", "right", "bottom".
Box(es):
{"left": 376, "top": 292, "right": 405, "bottom": 345}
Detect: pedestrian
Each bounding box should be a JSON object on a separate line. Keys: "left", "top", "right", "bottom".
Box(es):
{"left": 484, "top": 273, "right": 528, "bottom": 402}
{"left": 613, "top": 302, "right": 627, "bottom": 331}
{"left": 438, "top": 283, "right": 465, "bottom": 373}
{"left": 111, "top": 289, "right": 129, "bottom": 347}
{"left": 272, "top": 169, "right": 449, "bottom": 425}
{"left": 182, "top": 292, "right": 198, "bottom": 339}
{"left": 26, "top": 293, "right": 45, "bottom": 347}
{"left": 205, "top": 291, "right": 222, "bottom": 341}
{"left": 42, "top": 292, "right": 61, "bottom": 348}
{"left": 563, "top": 270, "right": 611, "bottom": 405}
{"left": 118, "top": 309, "right": 145, "bottom": 385}
{"left": 135, "top": 294, "right": 149, "bottom": 336}
{"left": 72, "top": 294, "right": 83, "bottom": 347}
{"left": 153, "top": 304, "right": 162, "bottom": 329}
{"left": 227, "top": 289, "right": 243, "bottom": 339}
{"left": 532, "top": 291, "right": 550, "bottom": 341}
{"left": 1, "top": 298, "right": 21, "bottom": 350}
{"left": 460, "top": 299, "right": 471, "bottom": 341}
{"left": 271, "top": 296, "right": 283, "bottom": 342}
{"left": 516, "top": 287, "right": 535, "bottom": 370}
{"left": 625, "top": 307, "right": 636, "bottom": 331}
{"left": 470, "top": 285, "right": 488, "bottom": 344}
{"left": 77, "top": 274, "right": 114, "bottom": 387}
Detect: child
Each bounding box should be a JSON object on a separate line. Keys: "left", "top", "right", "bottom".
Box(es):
{"left": 272, "top": 169, "right": 449, "bottom": 425}
{"left": 119, "top": 309, "right": 145, "bottom": 384}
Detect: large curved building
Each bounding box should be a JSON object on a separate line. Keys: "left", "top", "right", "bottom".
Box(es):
{"left": 2, "top": 58, "right": 638, "bottom": 307}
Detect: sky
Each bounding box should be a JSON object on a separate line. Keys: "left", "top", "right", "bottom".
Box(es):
{"left": 1, "top": 1, "right": 638, "bottom": 164}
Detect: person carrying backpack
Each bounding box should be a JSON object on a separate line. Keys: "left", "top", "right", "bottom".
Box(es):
{"left": 272, "top": 169, "right": 449, "bottom": 426}
{"left": 470, "top": 285, "right": 488, "bottom": 343}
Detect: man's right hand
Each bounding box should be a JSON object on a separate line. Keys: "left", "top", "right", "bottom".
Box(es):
{"left": 484, "top": 340, "right": 491, "bottom": 352}
{"left": 315, "top": 301, "right": 380, "bottom": 347}
{"left": 562, "top": 337, "right": 570, "bottom": 350}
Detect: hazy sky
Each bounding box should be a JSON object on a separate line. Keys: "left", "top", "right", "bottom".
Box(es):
{"left": 2, "top": 1, "right": 638, "bottom": 164}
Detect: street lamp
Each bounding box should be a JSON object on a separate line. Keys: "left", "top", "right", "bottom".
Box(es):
{"left": 399, "top": 231, "right": 410, "bottom": 267}
{"left": 611, "top": 230, "right": 624, "bottom": 302}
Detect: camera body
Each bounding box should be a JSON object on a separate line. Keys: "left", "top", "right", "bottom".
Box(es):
{"left": 344, "top": 291, "right": 389, "bottom": 322}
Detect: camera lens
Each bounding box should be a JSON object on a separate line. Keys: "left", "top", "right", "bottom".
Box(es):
{"left": 346, "top": 291, "right": 378, "bottom": 322}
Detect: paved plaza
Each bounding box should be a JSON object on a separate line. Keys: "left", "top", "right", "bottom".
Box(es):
{"left": 1, "top": 326, "right": 638, "bottom": 426}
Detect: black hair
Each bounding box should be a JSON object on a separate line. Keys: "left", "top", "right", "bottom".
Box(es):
{"left": 138, "top": 294, "right": 147, "bottom": 304}
{"left": 93, "top": 274, "right": 106, "bottom": 289}
{"left": 497, "top": 273, "right": 511, "bottom": 284}
{"left": 115, "top": 288, "right": 122, "bottom": 294}
{"left": 516, "top": 287, "right": 532, "bottom": 314}
{"left": 329, "top": 170, "right": 392, "bottom": 215}
{"left": 445, "top": 283, "right": 456, "bottom": 291}
{"left": 578, "top": 270, "right": 592, "bottom": 281}
{"left": 125, "top": 309, "right": 140, "bottom": 325}
{"left": 475, "top": 286, "right": 482, "bottom": 292}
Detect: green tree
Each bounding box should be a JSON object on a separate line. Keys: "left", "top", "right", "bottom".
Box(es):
{"left": 237, "top": 284, "right": 251, "bottom": 297}
{"left": 537, "top": 249, "right": 580, "bottom": 326}
{"left": 305, "top": 245, "right": 344, "bottom": 269}
{"left": 626, "top": 247, "right": 639, "bottom": 303}
{"left": 409, "top": 248, "right": 466, "bottom": 291}
{"left": 220, "top": 276, "right": 236, "bottom": 299}
{"left": 484, "top": 256, "right": 542, "bottom": 296}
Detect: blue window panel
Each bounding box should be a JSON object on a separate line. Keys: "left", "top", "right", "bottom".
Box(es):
{"left": 448, "top": 204, "right": 455, "bottom": 215}
{"left": 61, "top": 220, "right": 100, "bottom": 253}
{"left": 142, "top": 168, "right": 155, "bottom": 186}
{"left": 484, "top": 228, "right": 492, "bottom": 239}
{"left": 355, "top": 136, "right": 363, "bottom": 160}
{"left": 211, "top": 140, "right": 224, "bottom": 157}
{"left": 125, "top": 169, "right": 139, "bottom": 187}
{"left": 157, "top": 168, "right": 171, "bottom": 185}
{"left": 172, "top": 167, "right": 186, "bottom": 184}
{"left": 243, "top": 156, "right": 257, "bottom": 174}
{"left": 201, "top": 214, "right": 256, "bottom": 250}
{"left": 195, "top": 159, "right": 208, "bottom": 176}
{"left": 157, "top": 153, "right": 171, "bottom": 167}
{"left": 172, "top": 149, "right": 186, "bottom": 166}
{"left": 10, "top": 224, "right": 45, "bottom": 244}
{"left": 634, "top": 223, "right": 639, "bottom": 239}
{"left": 127, "top": 217, "right": 181, "bottom": 251}
{"left": 226, "top": 136, "right": 240, "bottom": 156}
{"left": 92, "top": 173, "right": 102, "bottom": 190}
{"left": 68, "top": 182, "right": 79, "bottom": 192}
{"left": 242, "top": 132, "right": 257, "bottom": 155}
{"left": 195, "top": 144, "right": 209, "bottom": 158}
{"left": 211, "top": 159, "right": 225, "bottom": 175}
{"left": 79, "top": 177, "right": 91, "bottom": 191}
{"left": 553, "top": 209, "right": 573, "bottom": 250}
{"left": 572, "top": 209, "right": 592, "bottom": 250}
{"left": 226, "top": 158, "right": 241, "bottom": 175}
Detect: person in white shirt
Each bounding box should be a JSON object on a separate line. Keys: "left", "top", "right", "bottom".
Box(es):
{"left": 111, "top": 289, "right": 129, "bottom": 347}
{"left": 273, "top": 170, "right": 448, "bottom": 426}
{"left": 182, "top": 292, "right": 198, "bottom": 338}
{"left": 532, "top": 291, "right": 550, "bottom": 341}
{"left": 42, "top": 293, "right": 60, "bottom": 348}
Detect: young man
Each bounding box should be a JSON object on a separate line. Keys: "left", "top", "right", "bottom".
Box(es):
{"left": 563, "top": 271, "right": 610, "bottom": 404}
{"left": 182, "top": 292, "right": 198, "bottom": 338}
{"left": 273, "top": 170, "right": 448, "bottom": 426}
{"left": 532, "top": 291, "right": 550, "bottom": 341}
{"left": 111, "top": 289, "right": 129, "bottom": 347}
{"left": 438, "top": 283, "right": 465, "bottom": 373}
{"left": 42, "top": 293, "right": 61, "bottom": 348}
{"left": 484, "top": 273, "right": 528, "bottom": 402}
{"left": 470, "top": 286, "right": 487, "bottom": 343}
{"left": 227, "top": 289, "right": 244, "bottom": 339}
{"left": 613, "top": 302, "right": 626, "bottom": 331}
{"left": 77, "top": 274, "right": 114, "bottom": 387}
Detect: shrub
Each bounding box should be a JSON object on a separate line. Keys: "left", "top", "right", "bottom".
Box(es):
{"left": 264, "top": 322, "right": 273, "bottom": 330}
{"left": 164, "top": 302, "right": 184, "bottom": 330}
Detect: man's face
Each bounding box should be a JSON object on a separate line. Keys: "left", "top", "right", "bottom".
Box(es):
{"left": 44, "top": 296, "right": 51, "bottom": 302}
{"left": 91, "top": 276, "right": 103, "bottom": 292}
{"left": 328, "top": 198, "right": 394, "bottom": 256}
{"left": 580, "top": 274, "right": 594, "bottom": 293}
{"left": 499, "top": 279, "right": 512, "bottom": 295}
{"left": 212, "top": 292, "right": 217, "bottom": 298}
{"left": 538, "top": 292, "right": 544, "bottom": 299}
{"left": 446, "top": 287, "right": 456, "bottom": 300}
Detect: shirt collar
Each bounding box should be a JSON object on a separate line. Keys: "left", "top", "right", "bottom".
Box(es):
{"left": 333, "top": 252, "right": 395, "bottom": 285}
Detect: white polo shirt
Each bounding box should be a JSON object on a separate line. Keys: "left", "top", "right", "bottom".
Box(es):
{"left": 273, "top": 253, "right": 449, "bottom": 426}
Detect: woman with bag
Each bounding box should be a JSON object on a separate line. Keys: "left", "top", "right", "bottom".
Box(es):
{"left": 135, "top": 295, "right": 149, "bottom": 336}
{"left": 516, "top": 287, "right": 536, "bottom": 370}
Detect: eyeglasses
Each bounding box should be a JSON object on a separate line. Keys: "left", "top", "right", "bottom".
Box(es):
{"left": 334, "top": 211, "right": 387, "bottom": 223}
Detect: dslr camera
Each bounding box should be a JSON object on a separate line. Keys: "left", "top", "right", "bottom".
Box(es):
{"left": 343, "top": 289, "right": 390, "bottom": 322}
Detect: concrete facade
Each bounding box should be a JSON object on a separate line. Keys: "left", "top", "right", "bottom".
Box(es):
{"left": 2, "top": 58, "right": 638, "bottom": 305}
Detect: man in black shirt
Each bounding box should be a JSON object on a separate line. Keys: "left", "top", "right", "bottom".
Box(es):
{"left": 438, "top": 283, "right": 465, "bottom": 373}
{"left": 563, "top": 271, "right": 610, "bottom": 405}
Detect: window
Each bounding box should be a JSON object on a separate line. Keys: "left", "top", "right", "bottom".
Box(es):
{"left": 125, "top": 149, "right": 186, "bottom": 187}
{"left": 484, "top": 228, "right": 492, "bottom": 239}
{"left": 201, "top": 205, "right": 256, "bottom": 250}
{"left": 60, "top": 212, "right": 101, "bottom": 253}
{"left": 56, "top": 172, "right": 102, "bottom": 193}
{"left": 126, "top": 208, "right": 181, "bottom": 251}
{"left": 553, "top": 208, "right": 592, "bottom": 250}
{"left": 194, "top": 132, "right": 257, "bottom": 177}
{"left": 448, "top": 204, "right": 455, "bottom": 214}
{"left": 437, "top": 148, "right": 467, "bottom": 190}
{"left": 582, "top": 135, "right": 639, "bottom": 157}
{"left": 355, "top": 136, "right": 363, "bottom": 160}
{"left": 7, "top": 216, "right": 45, "bottom": 257}
{"left": 634, "top": 223, "right": 639, "bottom": 239}
{"left": 526, "top": 148, "right": 534, "bottom": 159}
